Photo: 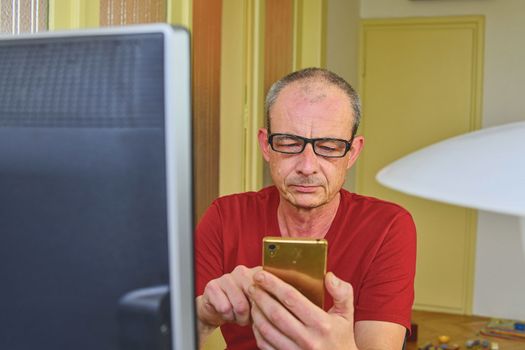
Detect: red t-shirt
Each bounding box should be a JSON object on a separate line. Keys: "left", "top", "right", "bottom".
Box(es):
{"left": 195, "top": 186, "right": 416, "bottom": 350}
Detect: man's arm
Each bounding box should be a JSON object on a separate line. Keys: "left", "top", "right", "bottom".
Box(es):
{"left": 249, "top": 270, "right": 406, "bottom": 350}
{"left": 354, "top": 321, "right": 406, "bottom": 350}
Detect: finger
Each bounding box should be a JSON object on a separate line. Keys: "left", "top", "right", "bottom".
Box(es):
{"left": 253, "top": 270, "right": 325, "bottom": 326}
{"left": 203, "top": 282, "right": 235, "bottom": 323}
{"left": 250, "top": 281, "right": 314, "bottom": 348}
{"left": 325, "top": 272, "right": 354, "bottom": 321}
{"left": 220, "top": 275, "right": 251, "bottom": 325}
{"left": 231, "top": 265, "right": 263, "bottom": 294}
{"left": 251, "top": 297, "right": 299, "bottom": 350}
{"left": 252, "top": 326, "right": 277, "bottom": 350}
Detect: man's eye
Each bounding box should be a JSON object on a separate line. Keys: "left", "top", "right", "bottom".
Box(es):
{"left": 276, "top": 138, "right": 301, "bottom": 147}
{"left": 316, "top": 140, "right": 346, "bottom": 155}
{"left": 319, "top": 146, "right": 336, "bottom": 152}
{"left": 280, "top": 142, "right": 301, "bottom": 147}
{"left": 318, "top": 141, "right": 340, "bottom": 150}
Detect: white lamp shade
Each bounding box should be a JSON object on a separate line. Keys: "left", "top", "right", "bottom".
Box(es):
{"left": 376, "top": 121, "right": 525, "bottom": 217}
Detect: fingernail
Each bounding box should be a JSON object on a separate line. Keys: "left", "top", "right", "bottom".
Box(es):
{"left": 331, "top": 274, "right": 340, "bottom": 287}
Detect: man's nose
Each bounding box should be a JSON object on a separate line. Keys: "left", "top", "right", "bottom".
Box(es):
{"left": 296, "top": 143, "right": 319, "bottom": 175}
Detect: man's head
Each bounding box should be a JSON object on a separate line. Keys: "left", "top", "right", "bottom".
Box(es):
{"left": 258, "top": 68, "right": 364, "bottom": 210}
{"left": 265, "top": 68, "right": 361, "bottom": 139}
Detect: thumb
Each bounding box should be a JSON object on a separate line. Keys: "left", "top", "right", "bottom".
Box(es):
{"left": 325, "top": 272, "right": 354, "bottom": 321}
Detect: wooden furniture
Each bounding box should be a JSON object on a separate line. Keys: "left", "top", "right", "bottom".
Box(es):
{"left": 407, "top": 310, "right": 525, "bottom": 350}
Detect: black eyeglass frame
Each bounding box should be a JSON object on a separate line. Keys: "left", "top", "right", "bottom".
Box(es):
{"left": 267, "top": 133, "right": 354, "bottom": 158}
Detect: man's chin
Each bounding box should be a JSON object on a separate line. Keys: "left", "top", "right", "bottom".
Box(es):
{"left": 294, "top": 202, "right": 324, "bottom": 210}
{"left": 287, "top": 193, "right": 326, "bottom": 209}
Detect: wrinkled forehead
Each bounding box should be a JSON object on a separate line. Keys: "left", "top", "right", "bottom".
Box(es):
{"left": 270, "top": 80, "right": 354, "bottom": 135}
{"left": 278, "top": 79, "right": 335, "bottom": 102}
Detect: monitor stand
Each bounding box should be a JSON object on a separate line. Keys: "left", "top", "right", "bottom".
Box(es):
{"left": 118, "top": 286, "right": 171, "bottom": 350}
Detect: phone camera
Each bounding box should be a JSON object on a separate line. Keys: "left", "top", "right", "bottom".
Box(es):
{"left": 268, "top": 243, "right": 277, "bottom": 257}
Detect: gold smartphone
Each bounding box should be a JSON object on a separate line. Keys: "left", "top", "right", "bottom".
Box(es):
{"left": 262, "top": 236, "right": 327, "bottom": 308}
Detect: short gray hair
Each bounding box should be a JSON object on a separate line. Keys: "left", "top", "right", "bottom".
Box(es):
{"left": 264, "top": 67, "right": 361, "bottom": 138}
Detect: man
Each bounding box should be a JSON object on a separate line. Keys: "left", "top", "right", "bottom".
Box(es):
{"left": 195, "top": 68, "right": 416, "bottom": 349}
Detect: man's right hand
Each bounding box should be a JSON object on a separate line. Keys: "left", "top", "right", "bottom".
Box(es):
{"left": 196, "top": 265, "right": 261, "bottom": 344}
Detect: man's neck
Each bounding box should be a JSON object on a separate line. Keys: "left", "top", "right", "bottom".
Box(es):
{"left": 277, "top": 192, "right": 341, "bottom": 239}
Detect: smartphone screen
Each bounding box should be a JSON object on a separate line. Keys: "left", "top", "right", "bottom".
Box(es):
{"left": 262, "top": 236, "right": 327, "bottom": 308}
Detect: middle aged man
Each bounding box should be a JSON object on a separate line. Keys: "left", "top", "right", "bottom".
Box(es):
{"left": 195, "top": 68, "right": 416, "bottom": 350}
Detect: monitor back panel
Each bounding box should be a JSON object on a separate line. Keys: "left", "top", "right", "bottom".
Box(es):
{"left": 0, "top": 32, "right": 170, "bottom": 350}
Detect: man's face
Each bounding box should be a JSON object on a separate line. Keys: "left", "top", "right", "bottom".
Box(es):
{"left": 259, "top": 80, "right": 363, "bottom": 210}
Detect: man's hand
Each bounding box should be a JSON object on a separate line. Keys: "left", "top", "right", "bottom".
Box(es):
{"left": 249, "top": 270, "right": 358, "bottom": 350}
{"left": 196, "top": 265, "right": 261, "bottom": 345}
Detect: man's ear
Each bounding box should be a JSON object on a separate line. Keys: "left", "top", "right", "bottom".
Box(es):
{"left": 346, "top": 135, "right": 364, "bottom": 170}
{"left": 258, "top": 128, "right": 271, "bottom": 162}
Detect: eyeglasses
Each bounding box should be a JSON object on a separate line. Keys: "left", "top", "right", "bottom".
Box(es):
{"left": 268, "top": 133, "right": 353, "bottom": 158}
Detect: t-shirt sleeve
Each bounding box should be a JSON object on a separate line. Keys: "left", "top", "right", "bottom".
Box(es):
{"left": 194, "top": 201, "right": 225, "bottom": 296}
{"left": 354, "top": 212, "right": 417, "bottom": 331}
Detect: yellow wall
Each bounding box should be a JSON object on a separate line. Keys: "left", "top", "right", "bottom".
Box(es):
{"left": 48, "top": 0, "right": 99, "bottom": 30}
{"left": 293, "top": 0, "right": 327, "bottom": 69}
{"left": 218, "top": 0, "right": 265, "bottom": 195}
{"left": 219, "top": 0, "right": 247, "bottom": 196}
{"left": 325, "top": 0, "right": 360, "bottom": 192}
{"left": 49, "top": 0, "right": 191, "bottom": 31}
{"left": 167, "top": 0, "right": 192, "bottom": 29}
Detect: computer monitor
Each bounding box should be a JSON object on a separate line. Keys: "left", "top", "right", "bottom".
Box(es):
{"left": 0, "top": 24, "right": 195, "bottom": 349}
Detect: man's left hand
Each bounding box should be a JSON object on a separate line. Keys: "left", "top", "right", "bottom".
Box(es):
{"left": 249, "top": 270, "right": 358, "bottom": 350}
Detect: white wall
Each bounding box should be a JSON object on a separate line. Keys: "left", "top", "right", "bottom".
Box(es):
{"left": 361, "top": 0, "right": 525, "bottom": 319}
{"left": 475, "top": 212, "right": 525, "bottom": 319}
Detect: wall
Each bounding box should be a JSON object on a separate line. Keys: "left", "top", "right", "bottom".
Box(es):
{"left": 361, "top": 0, "right": 525, "bottom": 319}
{"left": 326, "top": 0, "right": 360, "bottom": 192}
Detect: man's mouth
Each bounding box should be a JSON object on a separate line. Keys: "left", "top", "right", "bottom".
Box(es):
{"left": 290, "top": 185, "right": 319, "bottom": 193}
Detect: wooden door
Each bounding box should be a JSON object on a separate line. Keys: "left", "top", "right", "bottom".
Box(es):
{"left": 358, "top": 17, "right": 484, "bottom": 314}
{"left": 192, "top": 0, "right": 222, "bottom": 220}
